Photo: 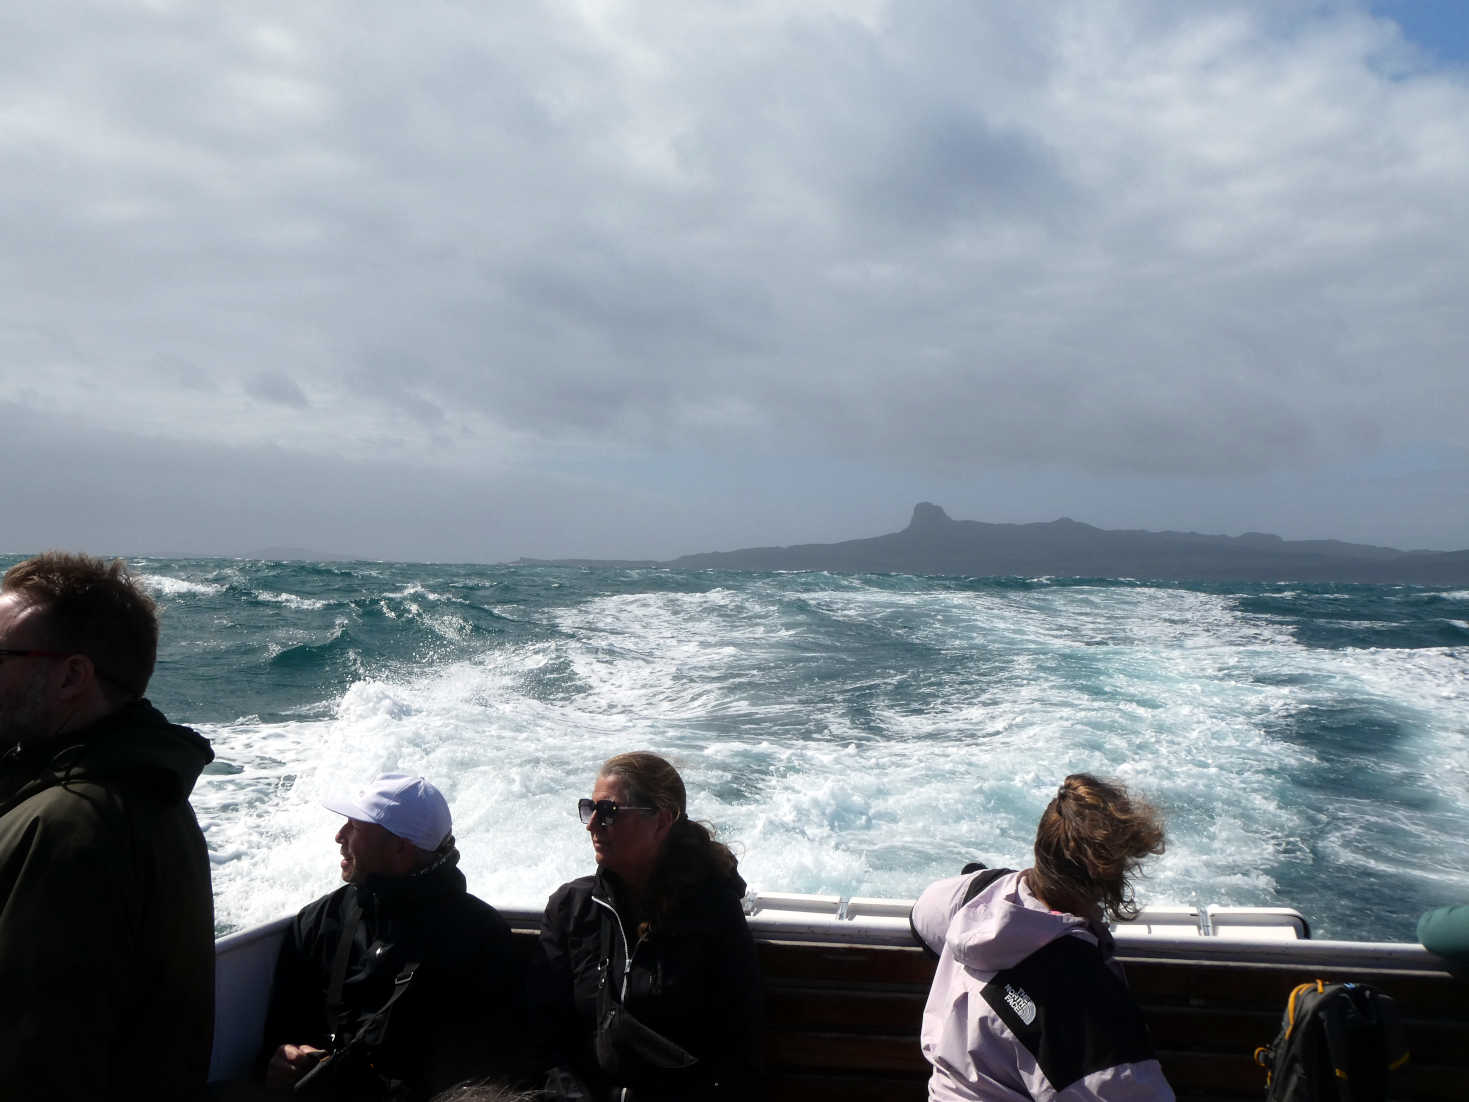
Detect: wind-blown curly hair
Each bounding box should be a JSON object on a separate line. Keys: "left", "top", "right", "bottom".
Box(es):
{"left": 1026, "top": 773, "right": 1165, "bottom": 922}
{"left": 598, "top": 751, "right": 739, "bottom": 930}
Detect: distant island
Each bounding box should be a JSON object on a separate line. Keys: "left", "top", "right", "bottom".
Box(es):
{"left": 521, "top": 502, "right": 1469, "bottom": 584}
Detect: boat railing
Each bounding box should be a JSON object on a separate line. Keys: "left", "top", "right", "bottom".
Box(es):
{"left": 210, "top": 897, "right": 1459, "bottom": 1090}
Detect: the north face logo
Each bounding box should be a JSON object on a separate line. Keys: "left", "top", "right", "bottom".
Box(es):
{"left": 1003, "top": 983, "right": 1037, "bottom": 1026}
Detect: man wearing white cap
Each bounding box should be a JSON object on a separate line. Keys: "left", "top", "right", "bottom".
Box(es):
{"left": 260, "top": 773, "right": 523, "bottom": 1097}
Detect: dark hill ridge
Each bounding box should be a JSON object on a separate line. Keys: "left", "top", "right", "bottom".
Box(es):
{"left": 636, "top": 504, "right": 1468, "bottom": 583}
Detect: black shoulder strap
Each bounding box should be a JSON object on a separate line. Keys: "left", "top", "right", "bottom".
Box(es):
{"left": 352, "top": 961, "right": 422, "bottom": 1049}
{"left": 325, "top": 894, "right": 363, "bottom": 1043}
{"left": 964, "top": 867, "right": 1016, "bottom": 905}
{"left": 322, "top": 893, "right": 423, "bottom": 1052}
{"left": 1375, "top": 990, "right": 1411, "bottom": 1073}
{"left": 1321, "top": 988, "right": 1360, "bottom": 1102}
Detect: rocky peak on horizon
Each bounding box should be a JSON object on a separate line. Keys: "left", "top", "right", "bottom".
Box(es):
{"left": 907, "top": 502, "right": 951, "bottom": 529}
{"left": 662, "top": 502, "right": 1469, "bottom": 583}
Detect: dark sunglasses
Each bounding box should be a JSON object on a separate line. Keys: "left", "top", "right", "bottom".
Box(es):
{"left": 578, "top": 798, "right": 657, "bottom": 826}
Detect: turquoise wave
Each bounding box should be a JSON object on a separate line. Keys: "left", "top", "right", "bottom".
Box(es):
{"left": 4, "top": 555, "right": 1462, "bottom": 940}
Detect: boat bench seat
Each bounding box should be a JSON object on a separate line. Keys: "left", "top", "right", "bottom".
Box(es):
{"left": 755, "top": 940, "right": 1469, "bottom": 1102}
{"left": 213, "top": 920, "right": 1465, "bottom": 1099}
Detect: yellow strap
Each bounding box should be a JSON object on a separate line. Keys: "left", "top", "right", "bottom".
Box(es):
{"left": 1390, "top": 1051, "right": 1411, "bottom": 1070}
{"left": 1282, "top": 980, "right": 1323, "bottom": 1043}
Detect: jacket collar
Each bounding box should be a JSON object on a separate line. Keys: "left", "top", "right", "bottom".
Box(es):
{"left": 1, "top": 699, "right": 212, "bottom": 811}
{"left": 356, "top": 844, "right": 468, "bottom": 909}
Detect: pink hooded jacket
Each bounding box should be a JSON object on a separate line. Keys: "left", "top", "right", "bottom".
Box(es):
{"left": 910, "top": 870, "right": 1174, "bottom": 1101}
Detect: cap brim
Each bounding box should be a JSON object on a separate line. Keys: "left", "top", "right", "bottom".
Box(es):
{"left": 322, "top": 791, "right": 374, "bottom": 824}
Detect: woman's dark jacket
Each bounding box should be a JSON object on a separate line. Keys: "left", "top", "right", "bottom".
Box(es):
{"left": 262, "top": 848, "right": 524, "bottom": 1097}
{"left": 530, "top": 865, "right": 764, "bottom": 1100}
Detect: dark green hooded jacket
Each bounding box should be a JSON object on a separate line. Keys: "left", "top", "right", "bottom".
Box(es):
{"left": 0, "top": 699, "right": 215, "bottom": 1100}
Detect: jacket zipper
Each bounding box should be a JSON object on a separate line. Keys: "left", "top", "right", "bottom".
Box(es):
{"left": 591, "top": 895, "right": 645, "bottom": 1102}
{"left": 591, "top": 893, "right": 648, "bottom": 1000}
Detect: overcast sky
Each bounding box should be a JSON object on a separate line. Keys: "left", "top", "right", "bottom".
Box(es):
{"left": 3, "top": 0, "right": 1467, "bottom": 561}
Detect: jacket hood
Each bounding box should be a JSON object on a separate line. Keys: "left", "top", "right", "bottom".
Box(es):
{"left": 6, "top": 699, "right": 213, "bottom": 806}
{"left": 930, "top": 870, "right": 1098, "bottom": 973}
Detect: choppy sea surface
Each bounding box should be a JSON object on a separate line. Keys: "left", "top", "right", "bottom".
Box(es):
{"left": 28, "top": 557, "right": 1466, "bottom": 942}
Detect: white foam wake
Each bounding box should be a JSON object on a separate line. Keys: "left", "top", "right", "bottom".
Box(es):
{"left": 195, "top": 579, "right": 1469, "bottom": 941}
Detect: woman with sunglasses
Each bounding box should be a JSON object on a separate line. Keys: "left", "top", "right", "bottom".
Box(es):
{"left": 529, "top": 751, "right": 763, "bottom": 1101}
{"left": 910, "top": 774, "right": 1173, "bottom": 1101}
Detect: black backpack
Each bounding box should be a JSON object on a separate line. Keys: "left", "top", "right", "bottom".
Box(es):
{"left": 1253, "top": 980, "right": 1410, "bottom": 1101}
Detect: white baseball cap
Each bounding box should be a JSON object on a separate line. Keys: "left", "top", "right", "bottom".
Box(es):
{"left": 323, "top": 773, "right": 453, "bottom": 851}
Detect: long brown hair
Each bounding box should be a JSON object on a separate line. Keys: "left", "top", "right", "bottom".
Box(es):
{"left": 598, "top": 751, "right": 739, "bottom": 926}
{"left": 1026, "top": 773, "right": 1165, "bottom": 922}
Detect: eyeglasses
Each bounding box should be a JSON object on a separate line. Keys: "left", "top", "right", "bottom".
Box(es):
{"left": 0, "top": 648, "right": 138, "bottom": 698}
{"left": 578, "top": 798, "right": 657, "bottom": 826}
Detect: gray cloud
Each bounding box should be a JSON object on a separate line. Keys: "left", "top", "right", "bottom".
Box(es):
{"left": 1, "top": 0, "right": 1466, "bottom": 556}
{"left": 244, "top": 372, "right": 309, "bottom": 408}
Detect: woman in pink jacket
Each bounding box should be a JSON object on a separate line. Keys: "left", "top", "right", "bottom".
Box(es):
{"left": 910, "top": 774, "right": 1173, "bottom": 1101}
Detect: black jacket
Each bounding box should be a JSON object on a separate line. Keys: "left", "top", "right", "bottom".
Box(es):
{"left": 0, "top": 700, "right": 216, "bottom": 1100}
{"left": 262, "top": 850, "right": 523, "bottom": 1098}
{"left": 530, "top": 868, "right": 764, "bottom": 1101}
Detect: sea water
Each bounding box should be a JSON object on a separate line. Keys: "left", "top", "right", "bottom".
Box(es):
{"left": 27, "top": 558, "right": 1465, "bottom": 943}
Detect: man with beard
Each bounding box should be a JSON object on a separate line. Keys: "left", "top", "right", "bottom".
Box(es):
{"left": 262, "top": 773, "right": 523, "bottom": 1098}
{"left": 0, "top": 552, "right": 216, "bottom": 1098}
